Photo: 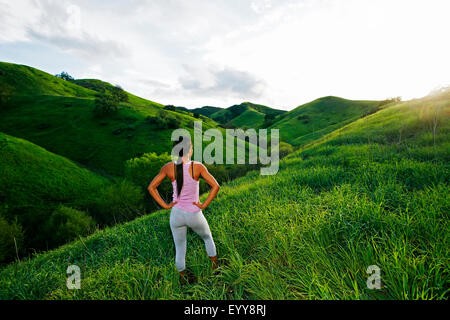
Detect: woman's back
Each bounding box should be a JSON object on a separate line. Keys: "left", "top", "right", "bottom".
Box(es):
{"left": 147, "top": 140, "right": 221, "bottom": 279}
{"left": 171, "top": 161, "right": 200, "bottom": 212}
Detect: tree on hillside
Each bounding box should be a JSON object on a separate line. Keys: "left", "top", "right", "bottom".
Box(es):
{"left": 262, "top": 113, "right": 276, "bottom": 127}
{"left": 55, "top": 71, "right": 74, "bottom": 81}
{"left": 164, "top": 105, "right": 176, "bottom": 111}
{"left": 92, "top": 85, "right": 129, "bottom": 117}
{"left": 111, "top": 85, "right": 128, "bottom": 103}
{"left": 94, "top": 94, "right": 119, "bottom": 117}
{"left": 379, "top": 97, "right": 401, "bottom": 107}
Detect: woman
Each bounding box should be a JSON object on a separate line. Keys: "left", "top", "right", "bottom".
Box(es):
{"left": 147, "top": 135, "right": 220, "bottom": 283}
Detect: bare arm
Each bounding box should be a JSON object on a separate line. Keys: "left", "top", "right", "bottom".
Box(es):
{"left": 193, "top": 164, "right": 220, "bottom": 210}
{"left": 148, "top": 164, "right": 177, "bottom": 210}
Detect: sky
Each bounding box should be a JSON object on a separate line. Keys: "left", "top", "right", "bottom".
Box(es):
{"left": 0, "top": 0, "right": 449, "bottom": 110}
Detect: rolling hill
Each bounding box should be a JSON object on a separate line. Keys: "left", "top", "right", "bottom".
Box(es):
{"left": 0, "top": 62, "right": 96, "bottom": 97}
{"left": 209, "top": 102, "right": 286, "bottom": 128}
{"left": 177, "top": 102, "right": 286, "bottom": 128}
{"left": 0, "top": 132, "right": 108, "bottom": 212}
{"left": 180, "top": 106, "right": 222, "bottom": 118}
{"left": 0, "top": 62, "right": 219, "bottom": 176}
{"left": 1, "top": 89, "right": 448, "bottom": 299}
{"left": 0, "top": 131, "right": 111, "bottom": 260}
{"left": 269, "top": 96, "right": 382, "bottom": 146}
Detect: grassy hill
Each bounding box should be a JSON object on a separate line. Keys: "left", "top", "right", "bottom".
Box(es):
{"left": 270, "top": 96, "right": 382, "bottom": 146}
{"left": 0, "top": 62, "right": 96, "bottom": 97}
{"left": 1, "top": 90, "right": 447, "bottom": 299}
{"left": 0, "top": 132, "right": 111, "bottom": 260}
{"left": 0, "top": 132, "right": 108, "bottom": 211}
{"left": 177, "top": 102, "right": 286, "bottom": 129}
{"left": 208, "top": 102, "right": 286, "bottom": 128}
{"left": 0, "top": 62, "right": 219, "bottom": 176}
{"left": 182, "top": 106, "right": 223, "bottom": 118}
{"left": 72, "top": 78, "right": 164, "bottom": 108}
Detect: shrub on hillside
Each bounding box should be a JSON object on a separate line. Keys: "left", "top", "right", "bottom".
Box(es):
{"left": 0, "top": 216, "right": 24, "bottom": 263}
{"left": 205, "top": 163, "right": 261, "bottom": 185}
{"left": 88, "top": 180, "right": 144, "bottom": 225}
{"left": 146, "top": 115, "right": 164, "bottom": 128}
{"left": 262, "top": 113, "right": 277, "bottom": 127}
{"left": 94, "top": 94, "right": 119, "bottom": 116}
{"left": 125, "top": 152, "right": 172, "bottom": 187}
{"left": 125, "top": 152, "right": 173, "bottom": 209}
{"left": 111, "top": 85, "right": 128, "bottom": 103}
{"left": 279, "top": 141, "right": 294, "bottom": 158}
{"left": 158, "top": 110, "right": 169, "bottom": 119}
{"left": 166, "top": 117, "right": 181, "bottom": 129}
{"left": 146, "top": 114, "right": 181, "bottom": 129}
{"left": 45, "top": 205, "right": 95, "bottom": 246}
{"left": 164, "top": 105, "right": 176, "bottom": 111}
{"left": 296, "top": 114, "right": 310, "bottom": 123}
{"left": 379, "top": 97, "right": 401, "bottom": 107}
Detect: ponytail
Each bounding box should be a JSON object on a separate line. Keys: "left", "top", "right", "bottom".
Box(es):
{"left": 173, "top": 135, "right": 191, "bottom": 197}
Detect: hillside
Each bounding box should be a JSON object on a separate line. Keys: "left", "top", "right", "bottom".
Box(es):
{"left": 0, "top": 132, "right": 108, "bottom": 211}
{"left": 0, "top": 62, "right": 96, "bottom": 97}
{"left": 208, "top": 102, "right": 286, "bottom": 128}
{"left": 0, "top": 132, "right": 110, "bottom": 260}
{"left": 270, "top": 96, "right": 381, "bottom": 146}
{"left": 183, "top": 106, "right": 223, "bottom": 118}
{"left": 0, "top": 62, "right": 219, "bottom": 176}
{"left": 72, "top": 79, "right": 164, "bottom": 108}
{"left": 176, "top": 102, "right": 286, "bottom": 128}
{"left": 1, "top": 91, "right": 448, "bottom": 299}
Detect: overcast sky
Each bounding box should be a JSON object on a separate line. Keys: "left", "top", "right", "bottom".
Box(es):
{"left": 1, "top": 0, "right": 449, "bottom": 110}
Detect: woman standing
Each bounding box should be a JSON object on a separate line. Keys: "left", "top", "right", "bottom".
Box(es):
{"left": 148, "top": 136, "right": 220, "bottom": 284}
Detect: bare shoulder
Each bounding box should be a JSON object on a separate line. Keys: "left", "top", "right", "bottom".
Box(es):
{"left": 192, "top": 161, "right": 206, "bottom": 172}
{"left": 162, "top": 161, "right": 174, "bottom": 173}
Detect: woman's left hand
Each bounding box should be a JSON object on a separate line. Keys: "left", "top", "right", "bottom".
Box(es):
{"left": 193, "top": 202, "right": 207, "bottom": 210}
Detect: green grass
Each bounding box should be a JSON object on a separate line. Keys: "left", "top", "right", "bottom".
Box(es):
{"left": 0, "top": 62, "right": 96, "bottom": 97}
{"left": 1, "top": 91, "right": 448, "bottom": 300}
{"left": 230, "top": 108, "right": 266, "bottom": 128}
{"left": 0, "top": 132, "right": 109, "bottom": 212}
{"left": 270, "top": 96, "right": 381, "bottom": 146}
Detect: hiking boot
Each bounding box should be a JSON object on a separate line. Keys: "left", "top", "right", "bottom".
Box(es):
{"left": 179, "top": 269, "right": 197, "bottom": 286}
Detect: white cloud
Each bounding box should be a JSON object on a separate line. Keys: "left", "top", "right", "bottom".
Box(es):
{"left": 0, "top": 1, "right": 40, "bottom": 42}
{"left": 179, "top": 64, "right": 267, "bottom": 98}
{"left": 251, "top": 0, "right": 273, "bottom": 14}
{"left": 28, "top": 0, "right": 127, "bottom": 61}
{"left": 0, "top": 0, "right": 449, "bottom": 109}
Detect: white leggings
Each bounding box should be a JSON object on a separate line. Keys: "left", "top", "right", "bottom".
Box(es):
{"left": 170, "top": 206, "right": 217, "bottom": 272}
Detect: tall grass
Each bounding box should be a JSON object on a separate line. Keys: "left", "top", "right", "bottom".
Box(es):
{"left": 0, "top": 94, "right": 448, "bottom": 299}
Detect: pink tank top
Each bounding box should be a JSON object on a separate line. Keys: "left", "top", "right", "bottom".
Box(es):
{"left": 172, "top": 161, "right": 200, "bottom": 212}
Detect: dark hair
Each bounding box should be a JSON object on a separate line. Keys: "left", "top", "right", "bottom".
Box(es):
{"left": 173, "top": 135, "right": 192, "bottom": 197}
